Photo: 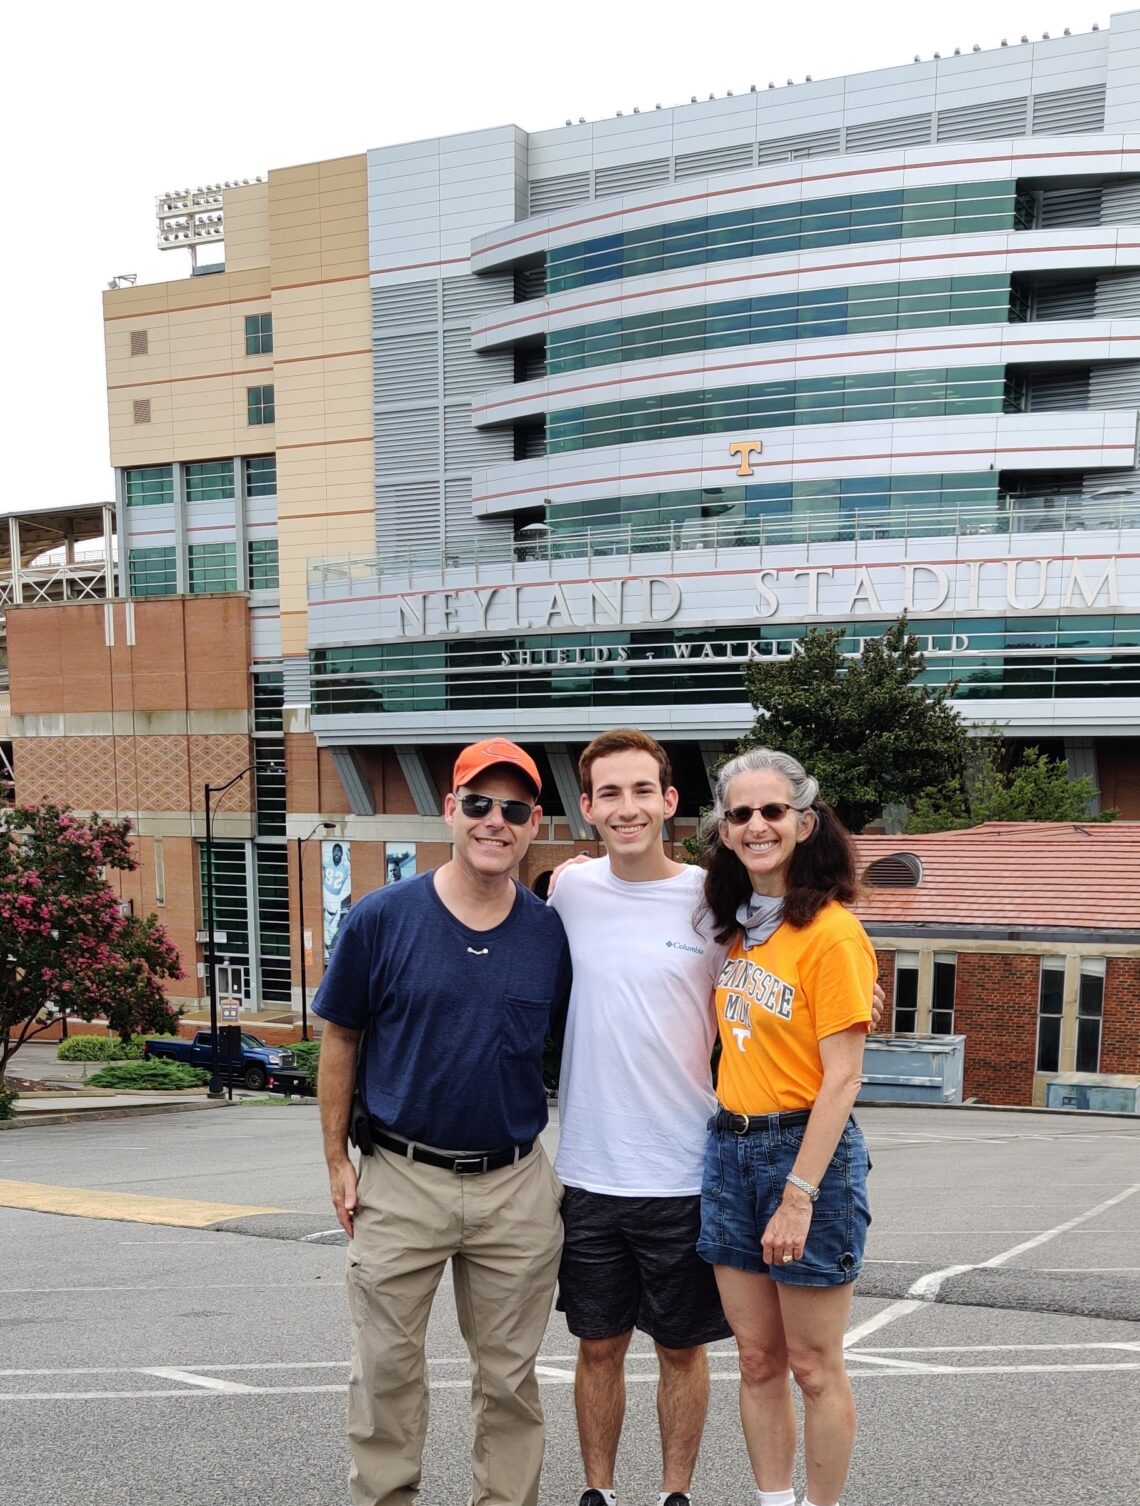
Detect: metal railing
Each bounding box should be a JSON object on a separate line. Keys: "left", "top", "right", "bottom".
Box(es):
{"left": 308, "top": 491, "right": 1140, "bottom": 600}
{"left": 0, "top": 557, "right": 115, "bottom": 611}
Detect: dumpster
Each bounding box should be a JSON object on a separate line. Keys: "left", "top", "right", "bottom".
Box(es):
{"left": 858, "top": 1034, "right": 965, "bottom": 1105}
{"left": 1044, "top": 1073, "right": 1140, "bottom": 1113}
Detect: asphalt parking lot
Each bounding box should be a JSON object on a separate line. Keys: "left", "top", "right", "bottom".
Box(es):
{"left": 0, "top": 1102, "right": 1136, "bottom": 1505}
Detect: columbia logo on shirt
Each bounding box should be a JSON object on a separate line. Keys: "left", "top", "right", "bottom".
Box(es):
{"left": 666, "top": 939, "right": 704, "bottom": 954}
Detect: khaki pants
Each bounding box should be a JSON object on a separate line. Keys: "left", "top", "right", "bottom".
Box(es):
{"left": 346, "top": 1141, "right": 564, "bottom": 1506}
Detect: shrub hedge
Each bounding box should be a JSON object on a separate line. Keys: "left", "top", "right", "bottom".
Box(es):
{"left": 86, "top": 1061, "right": 209, "bottom": 1091}
{"left": 0, "top": 1086, "right": 17, "bottom": 1121}
{"left": 57, "top": 1036, "right": 147, "bottom": 1062}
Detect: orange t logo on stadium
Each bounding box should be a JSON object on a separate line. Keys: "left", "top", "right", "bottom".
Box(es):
{"left": 729, "top": 440, "right": 763, "bottom": 477}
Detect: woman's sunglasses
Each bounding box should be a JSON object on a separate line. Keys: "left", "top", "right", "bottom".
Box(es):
{"left": 456, "top": 793, "right": 535, "bottom": 826}
{"left": 722, "top": 802, "right": 801, "bottom": 826}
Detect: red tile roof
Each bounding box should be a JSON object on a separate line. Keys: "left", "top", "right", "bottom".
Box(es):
{"left": 851, "top": 822, "right": 1140, "bottom": 933}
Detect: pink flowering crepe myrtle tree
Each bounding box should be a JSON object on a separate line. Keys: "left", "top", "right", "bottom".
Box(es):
{"left": 0, "top": 806, "right": 183, "bottom": 1080}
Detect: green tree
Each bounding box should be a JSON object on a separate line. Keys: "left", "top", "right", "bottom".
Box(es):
{"left": 907, "top": 744, "right": 1116, "bottom": 831}
{"left": 0, "top": 806, "right": 183, "bottom": 1079}
{"left": 739, "top": 618, "right": 969, "bottom": 832}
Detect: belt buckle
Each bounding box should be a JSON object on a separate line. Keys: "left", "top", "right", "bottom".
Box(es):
{"left": 452, "top": 1155, "right": 488, "bottom": 1175}
{"left": 729, "top": 1112, "right": 750, "bottom": 1136}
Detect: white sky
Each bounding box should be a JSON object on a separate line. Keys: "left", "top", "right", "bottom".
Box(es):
{"left": 0, "top": 0, "right": 1109, "bottom": 514}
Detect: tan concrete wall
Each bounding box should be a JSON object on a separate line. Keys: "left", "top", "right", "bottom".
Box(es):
{"left": 267, "top": 154, "right": 374, "bottom": 652}
{"left": 104, "top": 267, "right": 274, "bottom": 468}
{"left": 223, "top": 180, "right": 271, "bottom": 272}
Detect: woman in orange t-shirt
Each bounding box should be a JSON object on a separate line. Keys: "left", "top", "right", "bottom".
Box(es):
{"left": 696, "top": 747, "right": 874, "bottom": 1506}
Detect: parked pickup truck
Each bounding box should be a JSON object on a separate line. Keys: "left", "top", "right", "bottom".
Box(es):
{"left": 145, "top": 1032, "right": 307, "bottom": 1093}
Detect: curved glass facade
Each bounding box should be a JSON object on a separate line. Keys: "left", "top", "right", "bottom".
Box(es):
{"left": 546, "top": 365, "right": 1011, "bottom": 452}
{"left": 545, "top": 181, "right": 1030, "bottom": 293}
{"left": 546, "top": 471, "right": 1000, "bottom": 534}
{"left": 311, "top": 617, "right": 1140, "bottom": 715}
{"left": 546, "top": 275, "right": 1016, "bottom": 374}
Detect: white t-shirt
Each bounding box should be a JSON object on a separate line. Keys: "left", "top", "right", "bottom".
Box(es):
{"left": 550, "top": 859, "right": 728, "bottom": 1196}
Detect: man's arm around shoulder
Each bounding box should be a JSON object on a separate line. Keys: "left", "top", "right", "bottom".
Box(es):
{"left": 318, "top": 1021, "right": 362, "bottom": 1237}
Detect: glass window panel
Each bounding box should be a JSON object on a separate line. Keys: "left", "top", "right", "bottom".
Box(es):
{"left": 247, "top": 385, "right": 275, "bottom": 425}
{"left": 244, "top": 455, "right": 277, "bottom": 496}
{"left": 185, "top": 460, "right": 235, "bottom": 503}
{"left": 247, "top": 538, "right": 279, "bottom": 590}
{"left": 894, "top": 952, "right": 919, "bottom": 1032}
{"left": 188, "top": 542, "right": 238, "bottom": 594}
{"left": 128, "top": 547, "right": 177, "bottom": 597}
{"left": 125, "top": 465, "right": 174, "bottom": 506}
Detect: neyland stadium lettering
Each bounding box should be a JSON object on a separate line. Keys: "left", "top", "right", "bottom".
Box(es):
{"left": 391, "top": 556, "right": 1123, "bottom": 638}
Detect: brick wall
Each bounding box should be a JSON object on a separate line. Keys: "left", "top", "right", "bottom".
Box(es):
{"left": 952, "top": 952, "right": 1043, "bottom": 1104}
{"left": 874, "top": 950, "right": 895, "bottom": 1033}
{"left": 1101, "top": 957, "right": 1140, "bottom": 1074}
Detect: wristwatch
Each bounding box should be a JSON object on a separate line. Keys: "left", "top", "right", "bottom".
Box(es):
{"left": 785, "top": 1172, "right": 820, "bottom": 1203}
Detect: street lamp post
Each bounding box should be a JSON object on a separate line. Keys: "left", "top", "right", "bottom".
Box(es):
{"left": 203, "top": 763, "right": 269, "bottom": 1098}
{"left": 297, "top": 821, "right": 335, "bottom": 1041}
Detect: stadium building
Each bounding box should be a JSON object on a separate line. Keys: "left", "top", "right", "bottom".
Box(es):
{"left": 3, "top": 13, "right": 1140, "bottom": 1038}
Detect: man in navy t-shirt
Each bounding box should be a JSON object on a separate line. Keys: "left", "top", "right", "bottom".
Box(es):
{"left": 315, "top": 738, "right": 571, "bottom": 1506}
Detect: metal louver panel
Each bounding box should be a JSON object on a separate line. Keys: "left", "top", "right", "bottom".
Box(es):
{"left": 863, "top": 854, "right": 923, "bottom": 888}
{"left": 373, "top": 281, "right": 438, "bottom": 328}
{"left": 280, "top": 655, "right": 311, "bottom": 707}
{"left": 1038, "top": 186, "right": 1103, "bottom": 228}
{"left": 1095, "top": 271, "right": 1140, "bottom": 318}
{"left": 443, "top": 329, "right": 511, "bottom": 397}
{"left": 442, "top": 405, "right": 513, "bottom": 469}
{"left": 517, "top": 427, "right": 546, "bottom": 460}
{"left": 374, "top": 407, "right": 438, "bottom": 473}
{"left": 375, "top": 480, "right": 441, "bottom": 554}
{"left": 130, "top": 329, "right": 149, "bottom": 356}
{"left": 1026, "top": 368, "right": 1092, "bottom": 412}
{"left": 594, "top": 158, "right": 671, "bottom": 198}
{"left": 1089, "top": 361, "right": 1140, "bottom": 409}
{"left": 1031, "top": 83, "right": 1106, "bottom": 135}
{"left": 1033, "top": 279, "right": 1096, "bottom": 320}
{"left": 936, "top": 96, "right": 1028, "bottom": 142}
{"left": 442, "top": 274, "right": 513, "bottom": 322}
{"left": 132, "top": 399, "right": 151, "bottom": 424}
{"left": 443, "top": 478, "right": 513, "bottom": 555}
{"left": 757, "top": 128, "right": 841, "bottom": 164}
{"left": 373, "top": 331, "right": 438, "bottom": 403}
{"left": 845, "top": 113, "right": 932, "bottom": 153}
{"left": 674, "top": 142, "right": 755, "bottom": 181}
{"left": 528, "top": 172, "right": 591, "bottom": 215}
{"left": 255, "top": 846, "right": 291, "bottom": 1003}
{"left": 1084, "top": 463, "right": 1140, "bottom": 497}
{"left": 1101, "top": 178, "right": 1140, "bottom": 225}
{"left": 514, "top": 265, "right": 546, "bottom": 302}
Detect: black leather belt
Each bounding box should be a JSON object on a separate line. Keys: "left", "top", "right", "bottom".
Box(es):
{"left": 713, "top": 1107, "right": 812, "bottom": 1135}
{"left": 370, "top": 1123, "right": 534, "bottom": 1175}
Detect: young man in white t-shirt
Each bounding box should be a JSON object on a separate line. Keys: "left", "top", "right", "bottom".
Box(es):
{"left": 548, "top": 729, "right": 730, "bottom": 1506}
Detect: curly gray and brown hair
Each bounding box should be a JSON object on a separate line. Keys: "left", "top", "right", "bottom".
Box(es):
{"left": 698, "top": 746, "right": 858, "bottom": 942}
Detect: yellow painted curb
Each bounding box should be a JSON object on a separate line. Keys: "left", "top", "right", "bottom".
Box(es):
{"left": 0, "top": 1178, "right": 285, "bottom": 1228}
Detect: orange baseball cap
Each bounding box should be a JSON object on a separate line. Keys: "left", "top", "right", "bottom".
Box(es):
{"left": 453, "top": 738, "right": 541, "bottom": 798}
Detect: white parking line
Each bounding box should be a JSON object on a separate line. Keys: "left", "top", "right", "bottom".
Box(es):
{"left": 140, "top": 1367, "right": 259, "bottom": 1394}
{"left": 907, "top": 1182, "right": 1140, "bottom": 1301}
{"left": 3, "top": 1360, "right": 1138, "bottom": 1403}
{"left": 843, "top": 1300, "right": 923, "bottom": 1347}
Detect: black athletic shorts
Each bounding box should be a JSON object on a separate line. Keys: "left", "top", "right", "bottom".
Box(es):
{"left": 556, "top": 1186, "right": 732, "bottom": 1349}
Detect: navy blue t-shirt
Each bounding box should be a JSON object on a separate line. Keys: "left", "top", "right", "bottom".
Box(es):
{"left": 312, "top": 871, "right": 571, "bottom": 1149}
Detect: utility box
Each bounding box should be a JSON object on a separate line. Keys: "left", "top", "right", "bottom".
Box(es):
{"left": 1044, "top": 1074, "right": 1140, "bottom": 1113}
{"left": 858, "top": 1034, "right": 965, "bottom": 1105}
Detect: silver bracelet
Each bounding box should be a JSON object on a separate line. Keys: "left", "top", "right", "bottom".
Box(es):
{"left": 785, "top": 1172, "right": 820, "bottom": 1202}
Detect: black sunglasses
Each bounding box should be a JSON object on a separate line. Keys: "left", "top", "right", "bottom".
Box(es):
{"left": 722, "top": 802, "right": 801, "bottom": 826}
{"left": 456, "top": 792, "right": 535, "bottom": 826}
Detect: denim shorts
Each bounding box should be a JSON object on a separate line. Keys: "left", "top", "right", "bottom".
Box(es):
{"left": 697, "top": 1111, "right": 871, "bottom": 1287}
